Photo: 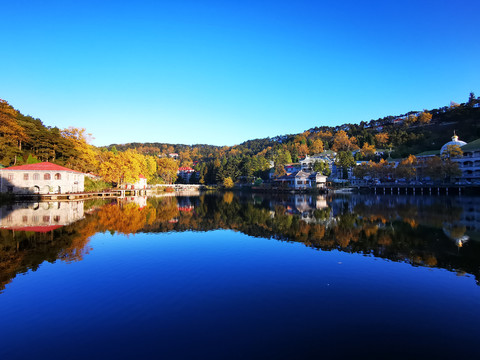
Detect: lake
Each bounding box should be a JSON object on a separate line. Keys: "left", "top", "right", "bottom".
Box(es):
{"left": 0, "top": 193, "right": 479, "bottom": 359}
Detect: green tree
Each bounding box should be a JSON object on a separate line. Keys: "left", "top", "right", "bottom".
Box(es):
{"left": 335, "top": 151, "right": 356, "bottom": 179}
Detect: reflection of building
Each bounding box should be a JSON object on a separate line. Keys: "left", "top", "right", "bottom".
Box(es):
{"left": 177, "top": 196, "right": 195, "bottom": 212}
{"left": 121, "top": 196, "right": 147, "bottom": 209}
{"left": 0, "top": 201, "right": 85, "bottom": 232}
{"left": 0, "top": 162, "right": 85, "bottom": 194}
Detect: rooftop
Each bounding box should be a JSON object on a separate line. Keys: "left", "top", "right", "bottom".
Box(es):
{"left": 461, "top": 138, "right": 480, "bottom": 151}
{"left": 0, "top": 162, "right": 82, "bottom": 173}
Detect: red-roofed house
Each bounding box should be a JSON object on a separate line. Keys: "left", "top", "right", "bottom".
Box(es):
{"left": 0, "top": 162, "right": 84, "bottom": 194}
{"left": 177, "top": 167, "right": 195, "bottom": 182}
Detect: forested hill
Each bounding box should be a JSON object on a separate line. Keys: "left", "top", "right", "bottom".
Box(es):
{"left": 1, "top": 93, "right": 479, "bottom": 185}
{"left": 111, "top": 93, "right": 480, "bottom": 160}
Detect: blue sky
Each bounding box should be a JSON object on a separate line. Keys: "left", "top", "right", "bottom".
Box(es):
{"left": 1, "top": 0, "right": 479, "bottom": 147}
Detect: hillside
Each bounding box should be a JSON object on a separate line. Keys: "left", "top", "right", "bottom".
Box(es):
{"left": 1, "top": 93, "right": 479, "bottom": 184}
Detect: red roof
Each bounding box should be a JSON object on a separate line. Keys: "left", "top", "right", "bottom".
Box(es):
{"left": 178, "top": 167, "right": 194, "bottom": 172}
{"left": 0, "top": 162, "right": 82, "bottom": 173}
{"left": 139, "top": 174, "right": 146, "bottom": 179}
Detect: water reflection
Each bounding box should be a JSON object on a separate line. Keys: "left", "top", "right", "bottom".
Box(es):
{"left": 1, "top": 193, "right": 480, "bottom": 292}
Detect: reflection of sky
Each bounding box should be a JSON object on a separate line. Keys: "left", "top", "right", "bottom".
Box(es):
{"left": 1, "top": 229, "right": 479, "bottom": 359}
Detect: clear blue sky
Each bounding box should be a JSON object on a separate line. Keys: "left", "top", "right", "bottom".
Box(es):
{"left": 1, "top": 0, "right": 479, "bottom": 147}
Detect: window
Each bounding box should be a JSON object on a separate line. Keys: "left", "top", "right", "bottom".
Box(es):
{"left": 44, "top": 173, "right": 51, "bottom": 180}
{"left": 8, "top": 173, "right": 14, "bottom": 181}
{"left": 24, "top": 173, "right": 29, "bottom": 180}
{"left": 53, "top": 216, "right": 61, "bottom": 223}
{"left": 54, "top": 173, "right": 61, "bottom": 180}
{"left": 22, "top": 216, "right": 28, "bottom": 223}
{"left": 33, "top": 173, "right": 40, "bottom": 180}
{"left": 43, "top": 216, "right": 50, "bottom": 223}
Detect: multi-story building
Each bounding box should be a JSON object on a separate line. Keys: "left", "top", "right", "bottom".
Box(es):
{"left": 0, "top": 162, "right": 84, "bottom": 194}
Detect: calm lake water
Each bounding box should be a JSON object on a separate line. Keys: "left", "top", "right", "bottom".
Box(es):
{"left": 1, "top": 193, "right": 479, "bottom": 359}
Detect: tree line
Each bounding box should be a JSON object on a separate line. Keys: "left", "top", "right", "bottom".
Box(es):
{"left": 1, "top": 92, "right": 478, "bottom": 186}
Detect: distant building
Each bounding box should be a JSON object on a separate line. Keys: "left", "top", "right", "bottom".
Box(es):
{"left": 0, "top": 162, "right": 84, "bottom": 194}
{"left": 122, "top": 174, "right": 147, "bottom": 190}
{"left": 300, "top": 152, "right": 336, "bottom": 171}
{"left": 177, "top": 167, "right": 195, "bottom": 182}
{"left": 274, "top": 170, "right": 327, "bottom": 190}
{"left": 416, "top": 133, "right": 480, "bottom": 182}
{"left": 168, "top": 153, "right": 179, "bottom": 159}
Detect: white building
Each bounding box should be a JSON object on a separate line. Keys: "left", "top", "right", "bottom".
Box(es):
{"left": 0, "top": 162, "right": 84, "bottom": 194}
{"left": 122, "top": 174, "right": 148, "bottom": 190}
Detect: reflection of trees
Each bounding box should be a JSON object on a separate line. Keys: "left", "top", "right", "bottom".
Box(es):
{"left": 1, "top": 194, "right": 480, "bottom": 292}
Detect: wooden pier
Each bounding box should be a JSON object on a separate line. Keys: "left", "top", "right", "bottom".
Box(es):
{"left": 12, "top": 189, "right": 148, "bottom": 201}
{"left": 356, "top": 184, "right": 480, "bottom": 195}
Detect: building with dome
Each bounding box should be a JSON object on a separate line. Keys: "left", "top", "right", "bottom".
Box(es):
{"left": 416, "top": 133, "right": 480, "bottom": 183}
{"left": 440, "top": 132, "right": 467, "bottom": 155}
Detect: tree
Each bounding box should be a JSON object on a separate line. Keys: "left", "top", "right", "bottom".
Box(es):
{"left": 157, "top": 157, "right": 179, "bottom": 184}
{"left": 332, "top": 131, "right": 359, "bottom": 152}
{"left": 418, "top": 111, "right": 432, "bottom": 125}
{"left": 310, "top": 139, "right": 324, "bottom": 154}
{"left": 359, "top": 143, "right": 376, "bottom": 158}
{"left": 223, "top": 177, "right": 234, "bottom": 188}
{"left": 274, "top": 164, "right": 286, "bottom": 177}
{"left": 396, "top": 155, "right": 417, "bottom": 179}
{"left": 313, "top": 160, "right": 331, "bottom": 176}
{"left": 375, "top": 133, "right": 389, "bottom": 148}
{"left": 468, "top": 92, "right": 476, "bottom": 107}
{"left": 335, "top": 151, "right": 355, "bottom": 179}
{"left": 61, "top": 127, "right": 99, "bottom": 173}
{"left": 441, "top": 144, "right": 463, "bottom": 160}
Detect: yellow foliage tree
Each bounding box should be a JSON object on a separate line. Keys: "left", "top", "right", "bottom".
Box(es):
{"left": 332, "top": 130, "right": 359, "bottom": 152}
{"left": 61, "top": 127, "right": 99, "bottom": 173}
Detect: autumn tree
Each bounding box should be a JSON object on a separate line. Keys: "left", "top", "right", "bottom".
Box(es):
{"left": 359, "top": 143, "right": 376, "bottom": 158}
{"left": 223, "top": 177, "right": 234, "bottom": 188}
{"left": 418, "top": 111, "right": 432, "bottom": 125}
{"left": 332, "top": 131, "right": 359, "bottom": 152}
{"left": 375, "top": 133, "right": 389, "bottom": 148}
{"left": 441, "top": 144, "right": 463, "bottom": 160}
{"left": 0, "top": 100, "right": 29, "bottom": 165}
{"left": 61, "top": 127, "right": 99, "bottom": 173}
{"left": 157, "top": 157, "right": 179, "bottom": 184}
{"left": 396, "top": 155, "right": 417, "bottom": 179}
{"left": 310, "top": 139, "right": 324, "bottom": 154}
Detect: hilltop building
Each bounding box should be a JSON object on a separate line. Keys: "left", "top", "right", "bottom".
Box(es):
{"left": 0, "top": 162, "right": 84, "bottom": 194}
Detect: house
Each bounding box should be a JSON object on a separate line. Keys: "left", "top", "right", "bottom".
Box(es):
{"left": 0, "top": 162, "right": 84, "bottom": 194}
{"left": 177, "top": 167, "right": 195, "bottom": 182}
{"left": 122, "top": 174, "right": 147, "bottom": 190}
{"left": 274, "top": 170, "right": 327, "bottom": 190}
{"left": 301, "top": 151, "right": 336, "bottom": 168}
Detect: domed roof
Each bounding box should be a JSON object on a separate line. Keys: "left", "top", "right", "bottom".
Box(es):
{"left": 440, "top": 132, "right": 466, "bottom": 154}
